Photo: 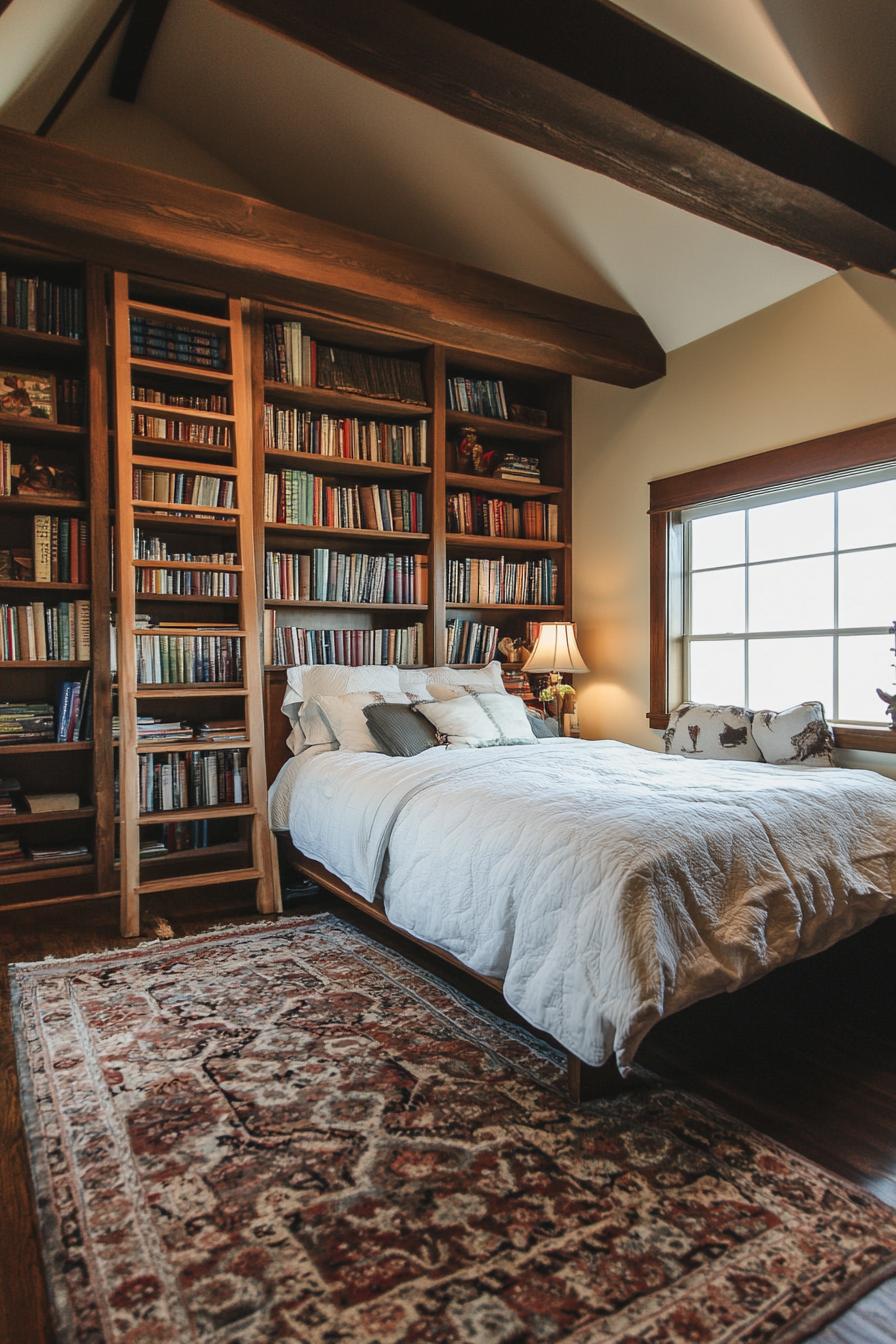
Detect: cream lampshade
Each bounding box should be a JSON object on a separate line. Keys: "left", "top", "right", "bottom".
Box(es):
{"left": 522, "top": 623, "right": 589, "bottom": 736}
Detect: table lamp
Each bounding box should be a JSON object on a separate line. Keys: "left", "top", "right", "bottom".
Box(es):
{"left": 522, "top": 622, "right": 590, "bottom": 735}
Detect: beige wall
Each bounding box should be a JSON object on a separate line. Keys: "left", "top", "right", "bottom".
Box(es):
{"left": 572, "top": 269, "right": 896, "bottom": 776}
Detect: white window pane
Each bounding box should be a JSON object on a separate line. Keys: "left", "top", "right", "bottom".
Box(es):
{"left": 690, "top": 567, "right": 745, "bottom": 634}
{"left": 838, "top": 634, "right": 895, "bottom": 722}
{"left": 748, "top": 556, "right": 834, "bottom": 632}
{"left": 688, "top": 640, "right": 745, "bottom": 705}
{"left": 690, "top": 512, "right": 744, "bottom": 570}
{"left": 839, "top": 547, "right": 896, "bottom": 629}
{"left": 839, "top": 479, "right": 896, "bottom": 552}
{"left": 748, "top": 493, "right": 834, "bottom": 562}
{"left": 748, "top": 636, "right": 833, "bottom": 713}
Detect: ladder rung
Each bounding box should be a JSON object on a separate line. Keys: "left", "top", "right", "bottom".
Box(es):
{"left": 128, "top": 299, "right": 232, "bottom": 329}
{"left": 138, "top": 867, "right": 264, "bottom": 895}
{"left": 132, "top": 400, "right": 235, "bottom": 425}
{"left": 130, "top": 356, "right": 232, "bottom": 384}
{"left": 130, "top": 501, "right": 239, "bottom": 516}
{"left": 131, "top": 628, "right": 246, "bottom": 637}
{"left": 135, "top": 803, "right": 255, "bottom": 824}
{"left": 135, "top": 686, "right": 248, "bottom": 698}
{"left": 132, "top": 454, "right": 238, "bottom": 476}
{"left": 135, "top": 740, "right": 251, "bottom": 753}
{"left": 131, "top": 560, "right": 243, "bottom": 572}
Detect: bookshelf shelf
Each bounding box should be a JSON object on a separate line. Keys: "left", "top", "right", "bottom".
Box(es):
{"left": 265, "top": 599, "right": 427, "bottom": 611}
{"left": 0, "top": 741, "right": 92, "bottom": 755}
{"left": 264, "top": 523, "right": 428, "bottom": 543}
{"left": 0, "top": 495, "right": 88, "bottom": 513}
{"left": 446, "top": 603, "right": 565, "bottom": 612}
{"left": 445, "top": 410, "right": 562, "bottom": 442}
{"left": 0, "top": 861, "right": 94, "bottom": 887}
{"left": 0, "top": 581, "right": 91, "bottom": 594}
{"left": 130, "top": 355, "right": 232, "bottom": 384}
{"left": 445, "top": 534, "right": 567, "bottom": 551}
{"left": 264, "top": 381, "right": 431, "bottom": 419}
{"left": 0, "top": 325, "right": 83, "bottom": 354}
{"left": 0, "top": 806, "right": 95, "bottom": 828}
{"left": 0, "top": 659, "right": 90, "bottom": 668}
{"left": 445, "top": 471, "right": 562, "bottom": 498}
{"left": 0, "top": 416, "right": 85, "bottom": 441}
{"left": 264, "top": 448, "right": 430, "bottom": 477}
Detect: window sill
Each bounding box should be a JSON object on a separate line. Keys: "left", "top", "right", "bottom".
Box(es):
{"left": 646, "top": 711, "right": 896, "bottom": 754}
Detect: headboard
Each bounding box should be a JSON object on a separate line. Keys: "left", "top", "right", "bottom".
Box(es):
{"left": 263, "top": 669, "right": 291, "bottom": 784}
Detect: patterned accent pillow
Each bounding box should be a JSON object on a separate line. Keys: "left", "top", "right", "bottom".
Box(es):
{"left": 663, "top": 702, "right": 761, "bottom": 761}
{"left": 752, "top": 701, "right": 834, "bottom": 767}
{"left": 414, "top": 692, "right": 536, "bottom": 749}
{"left": 305, "top": 691, "right": 418, "bottom": 752}
{"left": 363, "top": 702, "right": 442, "bottom": 757}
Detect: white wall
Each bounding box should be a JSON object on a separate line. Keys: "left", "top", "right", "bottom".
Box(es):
{"left": 572, "top": 269, "right": 896, "bottom": 776}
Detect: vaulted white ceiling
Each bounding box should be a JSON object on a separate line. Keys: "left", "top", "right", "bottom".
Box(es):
{"left": 1, "top": 0, "right": 892, "bottom": 353}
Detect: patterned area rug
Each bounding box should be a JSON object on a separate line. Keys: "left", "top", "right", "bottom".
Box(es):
{"left": 11, "top": 915, "right": 896, "bottom": 1343}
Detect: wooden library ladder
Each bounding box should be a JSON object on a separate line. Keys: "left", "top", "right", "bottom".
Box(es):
{"left": 112, "top": 272, "right": 279, "bottom": 936}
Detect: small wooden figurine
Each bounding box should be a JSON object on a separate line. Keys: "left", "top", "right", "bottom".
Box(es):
{"left": 456, "top": 426, "right": 499, "bottom": 476}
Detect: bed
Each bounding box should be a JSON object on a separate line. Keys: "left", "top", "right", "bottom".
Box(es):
{"left": 263, "top": 668, "right": 896, "bottom": 1099}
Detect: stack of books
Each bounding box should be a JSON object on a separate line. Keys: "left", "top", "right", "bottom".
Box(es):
{"left": 56, "top": 673, "right": 92, "bottom": 740}
{"left": 445, "top": 619, "right": 499, "bottom": 665}
{"left": 25, "top": 842, "right": 91, "bottom": 868}
{"left": 0, "top": 272, "right": 84, "bottom": 338}
{"left": 132, "top": 468, "right": 235, "bottom": 510}
{"left": 194, "top": 720, "right": 246, "bottom": 743}
{"left": 494, "top": 453, "right": 542, "bottom": 483}
{"left": 112, "top": 715, "right": 194, "bottom": 743}
{"left": 447, "top": 377, "right": 508, "bottom": 419}
{"left": 264, "top": 322, "right": 427, "bottom": 404}
{"left": 264, "top": 470, "right": 424, "bottom": 532}
{"left": 447, "top": 492, "right": 558, "bottom": 540}
{"left": 265, "top": 549, "right": 428, "bottom": 605}
{"left": 132, "top": 413, "right": 230, "bottom": 446}
{"left": 130, "top": 316, "right": 226, "bottom": 370}
{"left": 0, "top": 600, "right": 91, "bottom": 660}
{"left": 0, "top": 703, "right": 55, "bottom": 744}
{"left": 0, "top": 777, "right": 19, "bottom": 818}
{"left": 446, "top": 557, "right": 559, "bottom": 606}
{"left": 263, "top": 406, "right": 427, "bottom": 465}
{"left": 0, "top": 837, "right": 25, "bottom": 868}
{"left": 264, "top": 615, "right": 423, "bottom": 668}
{"left": 131, "top": 385, "right": 229, "bottom": 414}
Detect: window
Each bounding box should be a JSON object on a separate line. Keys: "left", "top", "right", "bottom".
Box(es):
{"left": 682, "top": 466, "right": 895, "bottom": 722}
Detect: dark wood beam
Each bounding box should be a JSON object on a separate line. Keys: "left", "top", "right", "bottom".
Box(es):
{"left": 0, "top": 127, "right": 664, "bottom": 386}
{"left": 214, "top": 0, "right": 896, "bottom": 277}
{"left": 36, "top": 0, "right": 132, "bottom": 137}
{"left": 109, "top": 0, "right": 170, "bottom": 102}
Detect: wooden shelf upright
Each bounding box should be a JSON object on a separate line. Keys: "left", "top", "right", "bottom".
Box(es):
{"left": 111, "top": 273, "right": 279, "bottom": 936}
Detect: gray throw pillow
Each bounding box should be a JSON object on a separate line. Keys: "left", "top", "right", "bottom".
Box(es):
{"left": 526, "top": 708, "right": 559, "bottom": 739}
{"left": 363, "top": 701, "right": 441, "bottom": 757}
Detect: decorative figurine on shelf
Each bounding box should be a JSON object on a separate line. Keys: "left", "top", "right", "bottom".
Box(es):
{"left": 497, "top": 635, "right": 532, "bottom": 665}
{"left": 15, "top": 454, "right": 80, "bottom": 499}
{"left": 876, "top": 619, "right": 896, "bottom": 729}
{"left": 456, "top": 426, "right": 499, "bottom": 476}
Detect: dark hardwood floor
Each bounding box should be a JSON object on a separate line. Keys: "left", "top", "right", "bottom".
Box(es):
{"left": 1, "top": 888, "right": 894, "bottom": 1344}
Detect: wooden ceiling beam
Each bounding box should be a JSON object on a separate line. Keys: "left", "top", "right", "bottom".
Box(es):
{"left": 0, "top": 127, "right": 664, "bottom": 386}
{"left": 214, "top": 0, "right": 896, "bottom": 277}
{"left": 109, "top": 0, "right": 170, "bottom": 102}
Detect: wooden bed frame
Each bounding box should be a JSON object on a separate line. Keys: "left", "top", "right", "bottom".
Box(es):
{"left": 263, "top": 671, "right": 622, "bottom": 1102}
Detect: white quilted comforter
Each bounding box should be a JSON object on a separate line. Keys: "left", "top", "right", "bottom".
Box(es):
{"left": 275, "top": 739, "right": 896, "bottom": 1069}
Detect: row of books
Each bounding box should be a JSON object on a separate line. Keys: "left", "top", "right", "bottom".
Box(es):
{"left": 0, "top": 702, "right": 55, "bottom": 743}
{"left": 132, "top": 468, "right": 235, "bottom": 510}
{"left": 263, "top": 406, "right": 428, "bottom": 466}
{"left": 447, "top": 493, "right": 559, "bottom": 541}
{"left": 132, "top": 413, "right": 231, "bottom": 447}
{"left": 56, "top": 673, "right": 92, "bottom": 740}
{"left": 132, "top": 384, "right": 229, "bottom": 414}
{"left": 494, "top": 452, "right": 542, "bottom": 482}
{"left": 447, "top": 377, "right": 509, "bottom": 419}
{"left": 131, "top": 633, "right": 243, "bottom": 685}
{"left": 130, "top": 316, "right": 227, "bottom": 370}
{"left": 135, "top": 821, "right": 217, "bottom": 857}
{"left": 263, "top": 470, "right": 424, "bottom": 533}
{"left": 265, "top": 549, "right": 428, "bottom": 605}
{"left": 264, "top": 321, "right": 427, "bottom": 404}
{"left": 135, "top": 568, "right": 238, "bottom": 598}
{"left": 31, "top": 514, "right": 90, "bottom": 583}
{"left": 0, "top": 600, "right": 91, "bottom": 661}
{"left": 0, "top": 272, "right": 84, "bottom": 339}
{"left": 131, "top": 749, "right": 248, "bottom": 814}
{"left": 445, "top": 619, "right": 499, "bottom": 665}
{"left": 263, "top": 614, "right": 423, "bottom": 668}
{"left": 446, "top": 557, "right": 559, "bottom": 606}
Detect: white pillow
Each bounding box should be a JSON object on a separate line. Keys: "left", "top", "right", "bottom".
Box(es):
{"left": 415, "top": 692, "right": 536, "bottom": 749}
{"left": 752, "top": 701, "right": 834, "bottom": 767}
{"left": 307, "top": 691, "right": 422, "bottom": 752}
{"left": 420, "top": 661, "right": 505, "bottom": 694}
{"left": 663, "top": 702, "right": 761, "bottom": 761}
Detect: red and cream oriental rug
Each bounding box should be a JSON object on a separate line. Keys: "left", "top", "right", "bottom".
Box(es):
{"left": 11, "top": 916, "right": 896, "bottom": 1344}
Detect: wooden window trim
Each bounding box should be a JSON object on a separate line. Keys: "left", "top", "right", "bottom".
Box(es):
{"left": 648, "top": 416, "right": 896, "bottom": 754}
